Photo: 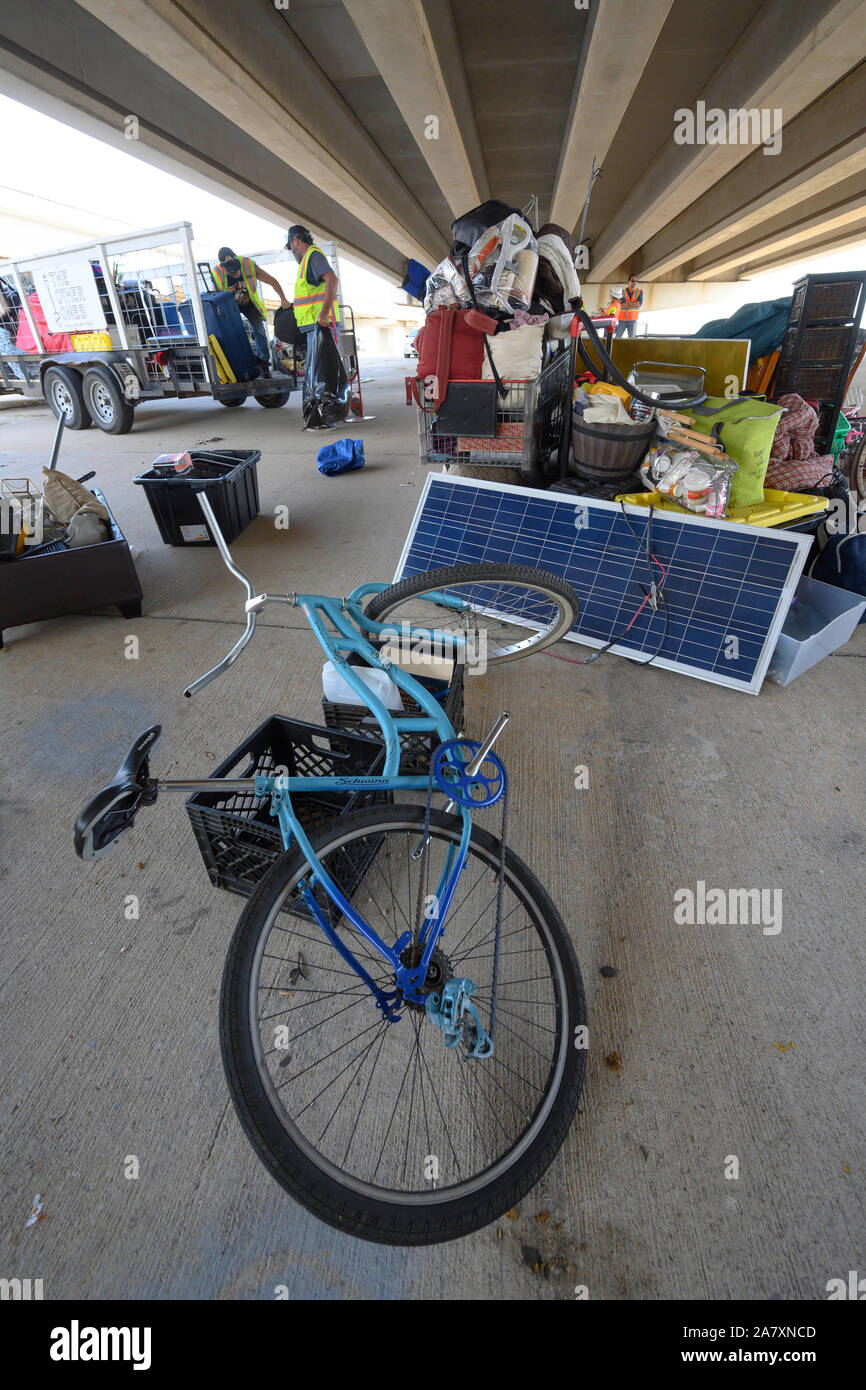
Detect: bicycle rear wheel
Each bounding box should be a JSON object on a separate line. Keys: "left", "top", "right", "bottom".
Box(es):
{"left": 220, "top": 804, "right": 586, "bottom": 1245}
{"left": 363, "top": 562, "right": 579, "bottom": 665}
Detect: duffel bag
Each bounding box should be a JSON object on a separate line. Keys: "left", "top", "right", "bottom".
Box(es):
{"left": 807, "top": 521, "right": 866, "bottom": 622}
{"left": 411, "top": 306, "right": 499, "bottom": 409}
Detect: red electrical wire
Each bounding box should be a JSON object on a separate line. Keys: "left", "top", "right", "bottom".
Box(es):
{"left": 548, "top": 555, "right": 668, "bottom": 666}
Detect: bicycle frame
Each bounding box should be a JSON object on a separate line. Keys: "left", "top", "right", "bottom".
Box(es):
{"left": 252, "top": 586, "right": 474, "bottom": 1019}
{"left": 161, "top": 488, "right": 508, "bottom": 1023}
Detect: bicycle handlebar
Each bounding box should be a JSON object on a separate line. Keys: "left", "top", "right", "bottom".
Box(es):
{"left": 183, "top": 489, "right": 260, "bottom": 698}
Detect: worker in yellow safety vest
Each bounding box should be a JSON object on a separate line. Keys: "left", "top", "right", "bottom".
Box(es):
{"left": 615, "top": 275, "right": 643, "bottom": 338}
{"left": 213, "top": 247, "right": 288, "bottom": 367}
{"left": 286, "top": 225, "right": 340, "bottom": 354}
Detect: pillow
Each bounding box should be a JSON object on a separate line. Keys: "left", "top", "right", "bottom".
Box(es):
{"left": 481, "top": 323, "right": 544, "bottom": 382}
{"left": 42, "top": 467, "right": 109, "bottom": 524}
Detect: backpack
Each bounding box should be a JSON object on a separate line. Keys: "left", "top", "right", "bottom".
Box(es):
{"left": 409, "top": 306, "right": 499, "bottom": 409}
{"left": 807, "top": 521, "right": 866, "bottom": 622}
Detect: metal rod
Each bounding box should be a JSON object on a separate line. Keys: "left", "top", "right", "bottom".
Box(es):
{"left": 577, "top": 157, "right": 600, "bottom": 254}
{"left": 96, "top": 244, "right": 130, "bottom": 351}
{"left": 183, "top": 224, "right": 209, "bottom": 348}
{"left": 158, "top": 779, "right": 258, "bottom": 793}
{"left": 47, "top": 411, "right": 65, "bottom": 470}
{"left": 183, "top": 489, "right": 260, "bottom": 696}
{"left": 10, "top": 262, "right": 43, "bottom": 353}
{"left": 195, "top": 489, "right": 256, "bottom": 601}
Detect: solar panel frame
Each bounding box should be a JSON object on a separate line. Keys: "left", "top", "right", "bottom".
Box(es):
{"left": 395, "top": 474, "right": 814, "bottom": 694}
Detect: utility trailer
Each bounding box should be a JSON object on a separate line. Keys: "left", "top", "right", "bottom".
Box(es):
{"left": 0, "top": 222, "right": 295, "bottom": 434}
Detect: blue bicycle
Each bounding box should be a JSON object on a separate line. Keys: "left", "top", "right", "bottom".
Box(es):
{"left": 74, "top": 488, "right": 586, "bottom": 1244}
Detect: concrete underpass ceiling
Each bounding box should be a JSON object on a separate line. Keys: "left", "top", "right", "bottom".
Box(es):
{"left": 0, "top": 0, "right": 864, "bottom": 286}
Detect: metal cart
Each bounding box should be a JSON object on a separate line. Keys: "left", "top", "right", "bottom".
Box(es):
{"left": 413, "top": 338, "right": 573, "bottom": 473}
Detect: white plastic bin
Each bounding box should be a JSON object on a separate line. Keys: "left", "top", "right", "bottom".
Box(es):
{"left": 766, "top": 575, "right": 866, "bottom": 686}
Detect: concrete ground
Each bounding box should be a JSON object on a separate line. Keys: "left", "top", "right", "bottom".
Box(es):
{"left": 0, "top": 359, "right": 864, "bottom": 1301}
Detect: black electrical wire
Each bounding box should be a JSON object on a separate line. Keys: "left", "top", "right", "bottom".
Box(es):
{"left": 573, "top": 300, "right": 707, "bottom": 410}
{"left": 549, "top": 503, "right": 670, "bottom": 668}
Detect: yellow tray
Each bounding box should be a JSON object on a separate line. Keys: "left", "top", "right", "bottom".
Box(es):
{"left": 613, "top": 488, "right": 829, "bottom": 528}
{"left": 70, "top": 331, "right": 112, "bottom": 351}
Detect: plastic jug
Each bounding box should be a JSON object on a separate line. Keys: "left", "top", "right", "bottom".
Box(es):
{"left": 322, "top": 660, "right": 404, "bottom": 710}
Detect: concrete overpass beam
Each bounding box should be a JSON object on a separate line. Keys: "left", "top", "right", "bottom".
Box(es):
{"left": 590, "top": 0, "right": 866, "bottom": 281}
{"left": 344, "top": 0, "right": 488, "bottom": 217}
{"left": 686, "top": 175, "right": 866, "bottom": 280}
{"left": 739, "top": 221, "right": 866, "bottom": 278}
{"left": 549, "top": 0, "right": 675, "bottom": 234}
{"left": 637, "top": 61, "right": 866, "bottom": 280}
{"left": 75, "top": 0, "right": 447, "bottom": 265}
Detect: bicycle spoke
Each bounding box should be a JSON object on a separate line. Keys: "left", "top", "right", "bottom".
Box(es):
{"left": 244, "top": 813, "right": 571, "bottom": 1200}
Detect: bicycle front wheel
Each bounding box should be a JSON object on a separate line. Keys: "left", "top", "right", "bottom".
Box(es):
{"left": 363, "top": 562, "right": 579, "bottom": 665}
{"left": 220, "top": 804, "right": 586, "bottom": 1245}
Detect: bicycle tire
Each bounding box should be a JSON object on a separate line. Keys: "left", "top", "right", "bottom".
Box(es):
{"left": 363, "top": 562, "right": 579, "bottom": 664}
{"left": 220, "top": 803, "right": 586, "bottom": 1245}
{"left": 848, "top": 434, "right": 866, "bottom": 503}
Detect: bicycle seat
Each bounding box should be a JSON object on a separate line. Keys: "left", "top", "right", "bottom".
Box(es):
{"left": 74, "top": 725, "right": 161, "bottom": 860}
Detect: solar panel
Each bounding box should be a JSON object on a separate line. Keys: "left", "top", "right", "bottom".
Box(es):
{"left": 395, "top": 475, "right": 813, "bottom": 693}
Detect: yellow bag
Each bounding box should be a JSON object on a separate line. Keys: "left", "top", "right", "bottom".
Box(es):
{"left": 584, "top": 381, "right": 633, "bottom": 406}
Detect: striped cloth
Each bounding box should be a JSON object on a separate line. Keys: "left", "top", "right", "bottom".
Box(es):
{"left": 764, "top": 393, "right": 835, "bottom": 491}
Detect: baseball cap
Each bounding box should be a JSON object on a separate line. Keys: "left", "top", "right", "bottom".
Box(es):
{"left": 217, "top": 246, "right": 235, "bottom": 263}
{"left": 286, "top": 225, "right": 312, "bottom": 246}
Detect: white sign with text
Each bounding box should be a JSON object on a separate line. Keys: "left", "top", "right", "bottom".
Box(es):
{"left": 32, "top": 260, "right": 106, "bottom": 335}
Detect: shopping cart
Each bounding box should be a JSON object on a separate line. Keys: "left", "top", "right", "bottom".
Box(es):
{"left": 413, "top": 341, "right": 572, "bottom": 472}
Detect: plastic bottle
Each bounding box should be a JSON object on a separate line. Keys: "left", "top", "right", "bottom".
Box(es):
{"left": 322, "top": 660, "right": 404, "bottom": 710}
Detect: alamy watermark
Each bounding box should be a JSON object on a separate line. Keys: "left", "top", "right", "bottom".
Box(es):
{"left": 384, "top": 619, "right": 488, "bottom": 675}
{"left": 674, "top": 102, "right": 782, "bottom": 156}
{"left": 674, "top": 880, "right": 782, "bottom": 935}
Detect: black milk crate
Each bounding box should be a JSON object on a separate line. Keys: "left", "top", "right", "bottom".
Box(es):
{"left": 185, "top": 716, "right": 390, "bottom": 918}
{"left": 322, "top": 664, "right": 465, "bottom": 775}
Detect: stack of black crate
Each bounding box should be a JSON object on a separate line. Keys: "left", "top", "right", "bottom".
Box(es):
{"left": 773, "top": 271, "right": 866, "bottom": 453}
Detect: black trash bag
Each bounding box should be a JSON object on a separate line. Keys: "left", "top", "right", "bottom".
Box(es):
{"left": 302, "top": 324, "right": 351, "bottom": 429}
{"left": 273, "top": 304, "right": 299, "bottom": 344}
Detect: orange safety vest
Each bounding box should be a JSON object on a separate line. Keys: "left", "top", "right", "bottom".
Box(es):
{"left": 618, "top": 287, "right": 641, "bottom": 322}
{"left": 213, "top": 256, "right": 265, "bottom": 316}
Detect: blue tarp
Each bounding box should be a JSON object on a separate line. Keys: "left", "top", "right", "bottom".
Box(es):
{"left": 693, "top": 297, "right": 792, "bottom": 359}
{"left": 316, "top": 438, "right": 365, "bottom": 475}
{"left": 402, "top": 258, "right": 431, "bottom": 302}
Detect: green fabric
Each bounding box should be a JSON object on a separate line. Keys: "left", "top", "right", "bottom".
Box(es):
{"left": 687, "top": 396, "right": 783, "bottom": 506}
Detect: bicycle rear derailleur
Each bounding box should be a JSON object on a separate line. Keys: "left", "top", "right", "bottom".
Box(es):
{"left": 425, "top": 978, "right": 493, "bottom": 1060}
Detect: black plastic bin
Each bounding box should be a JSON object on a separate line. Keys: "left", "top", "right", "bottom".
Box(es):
{"left": 185, "top": 715, "right": 391, "bottom": 918}
{"left": 134, "top": 449, "right": 260, "bottom": 546}
{"left": 321, "top": 664, "right": 465, "bottom": 775}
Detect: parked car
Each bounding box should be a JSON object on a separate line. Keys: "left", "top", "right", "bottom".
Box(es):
{"left": 404, "top": 328, "right": 419, "bottom": 358}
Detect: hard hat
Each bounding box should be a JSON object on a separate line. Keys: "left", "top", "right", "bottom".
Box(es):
{"left": 611, "top": 285, "right": 623, "bottom": 297}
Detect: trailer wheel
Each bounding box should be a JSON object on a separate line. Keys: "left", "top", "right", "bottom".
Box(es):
{"left": 256, "top": 385, "right": 292, "bottom": 408}
{"left": 219, "top": 392, "right": 245, "bottom": 407}
{"left": 43, "top": 365, "right": 92, "bottom": 430}
{"left": 82, "top": 365, "right": 135, "bottom": 434}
